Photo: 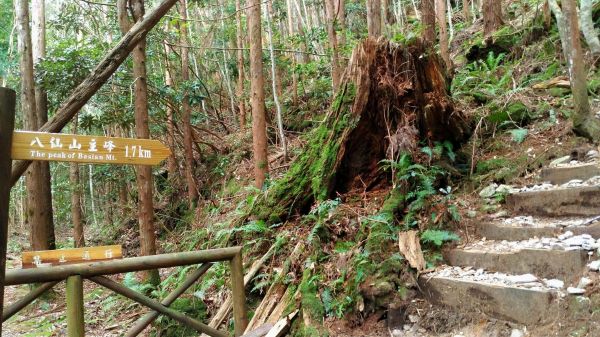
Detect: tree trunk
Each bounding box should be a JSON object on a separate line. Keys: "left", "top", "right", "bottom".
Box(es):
{"left": 17, "top": 0, "right": 55, "bottom": 251}
{"left": 70, "top": 117, "right": 85, "bottom": 248}
{"left": 248, "top": 0, "right": 269, "bottom": 188}
{"left": 179, "top": 0, "right": 199, "bottom": 206}
{"left": 335, "top": 0, "right": 346, "bottom": 49}
{"left": 462, "top": 0, "right": 471, "bottom": 22}
{"left": 325, "top": 0, "right": 341, "bottom": 92}
{"left": 265, "top": 0, "right": 288, "bottom": 160}
{"left": 563, "top": 0, "right": 600, "bottom": 140}
{"left": 436, "top": 0, "right": 452, "bottom": 72}
{"left": 580, "top": 0, "right": 600, "bottom": 55}
{"left": 250, "top": 38, "right": 471, "bottom": 224}
{"left": 483, "top": 0, "right": 502, "bottom": 36}
{"left": 543, "top": 0, "right": 552, "bottom": 30}
{"left": 367, "top": 0, "right": 382, "bottom": 37}
{"left": 31, "top": 0, "right": 55, "bottom": 249}
{"left": 421, "top": 0, "right": 436, "bottom": 45}
{"left": 236, "top": 0, "right": 247, "bottom": 131}
{"left": 162, "top": 39, "right": 178, "bottom": 178}
{"left": 118, "top": 0, "right": 160, "bottom": 285}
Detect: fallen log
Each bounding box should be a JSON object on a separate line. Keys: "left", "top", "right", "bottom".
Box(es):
{"left": 249, "top": 37, "right": 471, "bottom": 224}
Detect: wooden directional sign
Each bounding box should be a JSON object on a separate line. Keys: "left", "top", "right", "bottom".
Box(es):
{"left": 11, "top": 131, "right": 170, "bottom": 166}
{"left": 22, "top": 245, "right": 122, "bottom": 269}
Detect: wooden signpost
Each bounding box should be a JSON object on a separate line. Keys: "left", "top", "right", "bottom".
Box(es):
{"left": 12, "top": 131, "right": 171, "bottom": 165}
{"left": 22, "top": 245, "right": 122, "bottom": 269}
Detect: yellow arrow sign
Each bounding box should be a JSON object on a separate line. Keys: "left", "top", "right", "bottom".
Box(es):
{"left": 11, "top": 131, "right": 171, "bottom": 166}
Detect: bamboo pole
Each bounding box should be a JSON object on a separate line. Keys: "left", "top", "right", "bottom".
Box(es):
{"left": 5, "top": 247, "right": 241, "bottom": 286}
{"left": 0, "top": 87, "right": 16, "bottom": 334}
{"left": 2, "top": 281, "right": 59, "bottom": 321}
{"left": 90, "top": 276, "right": 228, "bottom": 337}
{"left": 125, "top": 263, "right": 213, "bottom": 336}
{"left": 66, "top": 275, "right": 85, "bottom": 337}
{"left": 231, "top": 252, "right": 248, "bottom": 336}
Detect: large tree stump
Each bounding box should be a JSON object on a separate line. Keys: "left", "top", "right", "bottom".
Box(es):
{"left": 251, "top": 38, "right": 471, "bottom": 224}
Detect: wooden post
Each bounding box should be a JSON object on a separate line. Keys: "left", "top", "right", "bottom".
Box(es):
{"left": 231, "top": 252, "right": 248, "bottom": 336}
{"left": 2, "top": 281, "right": 59, "bottom": 322}
{"left": 66, "top": 275, "right": 85, "bottom": 337}
{"left": 0, "top": 87, "right": 16, "bottom": 335}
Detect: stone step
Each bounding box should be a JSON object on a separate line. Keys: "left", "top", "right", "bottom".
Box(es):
{"left": 541, "top": 163, "right": 600, "bottom": 185}
{"left": 506, "top": 186, "right": 600, "bottom": 217}
{"left": 419, "top": 267, "right": 560, "bottom": 325}
{"left": 478, "top": 216, "right": 600, "bottom": 241}
{"left": 444, "top": 245, "right": 589, "bottom": 283}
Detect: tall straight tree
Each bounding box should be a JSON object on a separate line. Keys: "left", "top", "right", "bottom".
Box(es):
{"left": 236, "top": 0, "right": 247, "bottom": 130}
{"left": 421, "top": 0, "right": 436, "bottom": 44}
{"left": 17, "top": 0, "right": 55, "bottom": 250}
{"left": 248, "top": 0, "right": 269, "bottom": 187}
{"left": 117, "top": 0, "right": 160, "bottom": 285}
{"left": 483, "top": 0, "right": 502, "bottom": 36}
{"left": 435, "top": 0, "right": 451, "bottom": 71}
{"left": 179, "top": 0, "right": 198, "bottom": 206}
{"left": 366, "top": 0, "right": 382, "bottom": 37}
{"left": 70, "top": 116, "right": 85, "bottom": 247}
{"left": 31, "top": 0, "right": 55, "bottom": 247}
{"left": 325, "top": 0, "right": 341, "bottom": 92}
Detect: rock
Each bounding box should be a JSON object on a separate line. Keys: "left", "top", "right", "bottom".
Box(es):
{"left": 586, "top": 150, "right": 599, "bottom": 161}
{"left": 567, "top": 287, "right": 586, "bottom": 295}
{"left": 510, "top": 329, "right": 524, "bottom": 337}
{"left": 588, "top": 260, "right": 600, "bottom": 271}
{"left": 545, "top": 279, "right": 564, "bottom": 289}
{"left": 549, "top": 155, "right": 571, "bottom": 167}
{"left": 490, "top": 210, "right": 508, "bottom": 218}
{"left": 479, "top": 184, "right": 498, "bottom": 198}
{"left": 558, "top": 230, "right": 574, "bottom": 240}
{"left": 578, "top": 277, "right": 592, "bottom": 289}
{"left": 507, "top": 274, "right": 538, "bottom": 284}
{"left": 408, "top": 314, "right": 419, "bottom": 323}
{"left": 496, "top": 184, "right": 514, "bottom": 194}
{"left": 562, "top": 236, "right": 587, "bottom": 246}
{"left": 466, "top": 210, "right": 477, "bottom": 218}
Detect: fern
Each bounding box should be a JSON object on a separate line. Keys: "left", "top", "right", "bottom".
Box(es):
{"left": 420, "top": 229, "right": 460, "bottom": 247}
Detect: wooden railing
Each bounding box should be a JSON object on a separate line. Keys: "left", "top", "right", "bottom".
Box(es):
{"left": 2, "top": 247, "right": 248, "bottom": 337}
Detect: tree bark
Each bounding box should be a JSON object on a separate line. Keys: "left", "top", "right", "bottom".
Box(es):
{"left": 70, "top": 117, "right": 85, "bottom": 248}
{"left": 118, "top": 0, "right": 160, "bottom": 285}
{"left": 179, "top": 0, "right": 199, "bottom": 206}
{"left": 236, "top": 0, "right": 247, "bottom": 131}
{"left": 10, "top": 0, "right": 180, "bottom": 187}
{"left": 483, "top": 0, "right": 502, "bottom": 36}
{"left": 325, "top": 0, "right": 341, "bottom": 92}
{"left": 335, "top": 0, "right": 346, "bottom": 48}
{"left": 17, "top": 0, "right": 55, "bottom": 251}
{"left": 248, "top": 0, "right": 269, "bottom": 188}
{"left": 162, "top": 39, "right": 178, "bottom": 178}
{"left": 436, "top": 0, "right": 452, "bottom": 72}
{"left": 580, "top": 0, "right": 600, "bottom": 55}
{"left": 563, "top": 0, "right": 600, "bottom": 140}
{"left": 421, "top": 0, "right": 436, "bottom": 45}
{"left": 462, "top": 0, "right": 471, "bottom": 22}
{"left": 367, "top": 0, "right": 382, "bottom": 37}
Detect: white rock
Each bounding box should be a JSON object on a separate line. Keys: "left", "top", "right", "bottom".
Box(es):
{"left": 479, "top": 184, "right": 498, "bottom": 198}
{"left": 408, "top": 314, "right": 419, "bottom": 323}
{"left": 567, "top": 287, "right": 586, "bottom": 295}
{"left": 510, "top": 329, "right": 525, "bottom": 337}
{"left": 558, "top": 231, "right": 574, "bottom": 240}
{"left": 545, "top": 279, "right": 564, "bottom": 289}
{"left": 507, "top": 274, "right": 538, "bottom": 284}
{"left": 562, "top": 236, "right": 586, "bottom": 246}
{"left": 588, "top": 260, "right": 600, "bottom": 271}
{"left": 549, "top": 155, "right": 571, "bottom": 167}
{"left": 496, "top": 185, "right": 514, "bottom": 194}
{"left": 578, "top": 277, "right": 592, "bottom": 289}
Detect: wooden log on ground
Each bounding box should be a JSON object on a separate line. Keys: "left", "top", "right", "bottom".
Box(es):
{"left": 249, "top": 37, "right": 471, "bottom": 224}
{"left": 10, "top": 0, "right": 180, "bottom": 187}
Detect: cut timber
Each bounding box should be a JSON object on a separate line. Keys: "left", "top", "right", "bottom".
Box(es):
{"left": 540, "top": 163, "right": 600, "bottom": 185}
{"left": 200, "top": 246, "right": 275, "bottom": 337}
{"left": 506, "top": 186, "right": 600, "bottom": 216}
{"left": 418, "top": 275, "right": 559, "bottom": 325}
{"left": 251, "top": 37, "right": 470, "bottom": 224}
{"left": 444, "top": 248, "right": 587, "bottom": 282}
{"left": 245, "top": 283, "right": 287, "bottom": 332}
{"left": 264, "top": 310, "right": 298, "bottom": 337}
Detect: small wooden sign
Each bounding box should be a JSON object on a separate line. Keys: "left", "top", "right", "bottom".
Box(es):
{"left": 11, "top": 131, "right": 170, "bottom": 166}
{"left": 22, "top": 245, "right": 122, "bottom": 269}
